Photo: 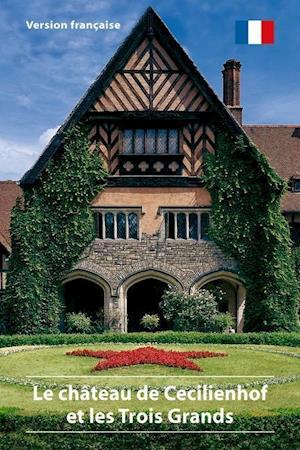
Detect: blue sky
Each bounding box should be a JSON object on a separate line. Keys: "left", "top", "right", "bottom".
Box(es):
{"left": 0, "top": 0, "right": 299, "bottom": 180}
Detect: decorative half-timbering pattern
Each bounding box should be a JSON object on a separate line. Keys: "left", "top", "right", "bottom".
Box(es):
{"left": 89, "top": 123, "right": 119, "bottom": 174}
{"left": 89, "top": 122, "right": 215, "bottom": 176}
{"left": 182, "top": 124, "right": 215, "bottom": 176}
{"left": 91, "top": 37, "right": 211, "bottom": 112}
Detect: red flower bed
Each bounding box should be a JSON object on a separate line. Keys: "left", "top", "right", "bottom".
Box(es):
{"left": 66, "top": 346, "right": 227, "bottom": 372}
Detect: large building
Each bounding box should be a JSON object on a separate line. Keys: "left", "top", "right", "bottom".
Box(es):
{"left": 0, "top": 181, "right": 22, "bottom": 298}
{"left": 15, "top": 8, "right": 300, "bottom": 332}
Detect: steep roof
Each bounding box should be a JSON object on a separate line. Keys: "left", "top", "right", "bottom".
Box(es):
{"left": 0, "top": 181, "right": 22, "bottom": 252}
{"left": 20, "top": 6, "right": 247, "bottom": 187}
{"left": 244, "top": 125, "right": 300, "bottom": 212}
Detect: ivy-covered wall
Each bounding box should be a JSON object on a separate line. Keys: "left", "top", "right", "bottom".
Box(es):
{"left": 2, "top": 126, "right": 107, "bottom": 334}
{"left": 1, "top": 124, "right": 299, "bottom": 334}
{"left": 204, "top": 130, "right": 299, "bottom": 331}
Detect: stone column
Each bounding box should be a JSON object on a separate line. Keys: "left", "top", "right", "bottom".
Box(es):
{"left": 236, "top": 285, "right": 246, "bottom": 332}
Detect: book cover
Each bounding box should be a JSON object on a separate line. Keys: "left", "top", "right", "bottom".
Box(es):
{"left": 0, "top": 2, "right": 299, "bottom": 449}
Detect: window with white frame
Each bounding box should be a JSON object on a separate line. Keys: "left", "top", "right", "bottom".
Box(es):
{"left": 293, "top": 179, "right": 300, "bottom": 192}
{"left": 95, "top": 209, "right": 140, "bottom": 240}
{"left": 163, "top": 209, "right": 210, "bottom": 240}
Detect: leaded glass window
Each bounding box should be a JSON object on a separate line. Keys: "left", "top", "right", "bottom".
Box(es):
{"left": 157, "top": 129, "right": 168, "bottom": 154}
{"left": 293, "top": 180, "right": 300, "bottom": 192}
{"left": 105, "top": 213, "right": 114, "bottom": 239}
{"left": 117, "top": 213, "right": 126, "bottom": 239}
{"left": 168, "top": 129, "right": 179, "bottom": 154}
{"left": 164, "top": 210, "right": 210, "bottom": 241}
{"left": 128, "top": 213, "right": 138, "bottom": 239}
{"left": 201, "top": 213, "right": 210, "bottom": 240}
{"left": 146, "top": 129, "right": 156, "bottom": 154}
{"left": 122, "top": 129, "right": 180, "bottom": 154}
{"left": 189, "top": 213, "right": 198, "bottom": 240}
{"left": 134, "top": 129, "right": 144, "bottom": 154}
{"left": 177, "top": 213, "right": 187, "bottom": 239}
{"left": 123, "top": 129, "right": 133, "bottom": 154}
{"left": 97, "top": 212, "right": 103, "bottom": 239}
{"left": 97, "top": 211, "right": 139, "bottom": 240}
{"left": 165, "top": 212, "right": 175, "bottom": 239}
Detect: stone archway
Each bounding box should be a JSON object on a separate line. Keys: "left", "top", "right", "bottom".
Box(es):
{"left": 62, "top": 270, "right": 112, "bottom": 328}
{"left": 118, "top": 269, "right": 183, "bottom": 332}
{"left": 127, "top": 278, "right": 170, "bottom": 332}
{"left": 190, "top": 271, "right": 246, "bottom": 332}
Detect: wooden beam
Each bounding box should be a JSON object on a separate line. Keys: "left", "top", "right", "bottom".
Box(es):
{"left": 106, "top": 176, "right": 205, "bottom": 187}
{"left": 84, "top": 111, "right": 215, "bottom": 123}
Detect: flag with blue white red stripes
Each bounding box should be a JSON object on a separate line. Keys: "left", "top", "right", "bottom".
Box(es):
{"left": 236, "top": 20, "right": 275, "bottom": 44}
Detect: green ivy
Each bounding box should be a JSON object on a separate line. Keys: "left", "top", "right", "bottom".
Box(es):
{"left": 2, "top": 126, "right": 107, "bottom": 334}
{"left": 204, "top": 131, "right": 299, "bottom": 332}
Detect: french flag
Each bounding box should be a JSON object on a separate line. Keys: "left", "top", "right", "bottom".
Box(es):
{"left": 236, "top": 20, "right": 275, "bottom": 44}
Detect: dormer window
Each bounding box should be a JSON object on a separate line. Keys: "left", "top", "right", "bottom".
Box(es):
{"left": 293, "top": 180, "right": 300, "bottom": 192}
{"left": 122, "top": 129, "right": 180, "bottom": 155}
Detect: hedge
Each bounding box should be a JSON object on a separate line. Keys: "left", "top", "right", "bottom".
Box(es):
{"left": 0, "top": 331, "right": 299, "bottom": 348}
{"left": 0, "top": 411, "right": 299, "bottom": 450}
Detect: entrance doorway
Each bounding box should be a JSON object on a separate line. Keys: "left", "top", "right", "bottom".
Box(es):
{"left": 201, "top": 279, "right": 237, "bottom": 322}
{"left": 127, "top": 278, "right": 169, "bottom": 332}
{"left": 63, "top": 278, "right": 104, "bottom": 322}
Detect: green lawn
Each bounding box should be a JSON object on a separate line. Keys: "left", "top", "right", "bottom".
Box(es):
{"left": 0, "top": 343, "right": 299, "bottom": 416}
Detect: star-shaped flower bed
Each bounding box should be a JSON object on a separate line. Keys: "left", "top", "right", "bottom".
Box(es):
{"left": 66, "top": 347, "right": 227, "bottom": 372}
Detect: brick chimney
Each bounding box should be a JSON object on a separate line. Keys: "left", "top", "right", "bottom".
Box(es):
{"left": 222, "top": 59, "right": 243, "bottom": 124}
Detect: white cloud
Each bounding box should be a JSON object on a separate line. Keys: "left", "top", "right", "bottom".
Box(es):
{"left": 246, "top": 93, "right": 300, "bottom": 124}
{"left": 16, "top": 95, "right": 31, "bottom": 107}
{"left": 38, "top": 126, "right": 60, "bottom": 147}
{"left": 0, "top": 126, "right": 60, "bottom": 180}
{"left": 0, "top": 137, "right": 39, "bottom": 180}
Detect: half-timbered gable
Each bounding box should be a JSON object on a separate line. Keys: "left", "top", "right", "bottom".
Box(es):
{"left": 87, "top": 28, "right": 215, "bottom": 177}
{"left": 91, "top": 36, "right": 211, "bottom": 113}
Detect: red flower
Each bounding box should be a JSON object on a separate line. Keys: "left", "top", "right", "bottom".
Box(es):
{"left": 66, "top": 347, "right": 227, "bottom": 372}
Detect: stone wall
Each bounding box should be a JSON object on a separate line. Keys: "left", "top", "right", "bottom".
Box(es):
{"left": 75, "top": 234, "right": 237, "bottom": 294}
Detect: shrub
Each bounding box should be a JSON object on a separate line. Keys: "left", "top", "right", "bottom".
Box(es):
{"left": 140, "top": 314, "right": 160, "bottom": 331}
{"left": 92, "top": 308, "right": 105, "bottom": 333}
{"left": 214, "top": 312, "right": 235, "bottom": 332}
{"left": 65, "top": 313, "right": 92, "bottom": 334}
{"left": 0, "top": 332, "right": 299, "bottom": 348}
{"left": 0, "top": 411, "right": 299, "bottom": 449}
{"left": 160, "top": 288, "right": 218, "bottom": 332}
{"left": 205, "top": 285, "right": 227, "bottom": 312}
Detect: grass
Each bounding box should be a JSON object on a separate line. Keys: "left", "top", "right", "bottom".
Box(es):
{"left": 0, "top": 343, "right": 299, "bottom": 416}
